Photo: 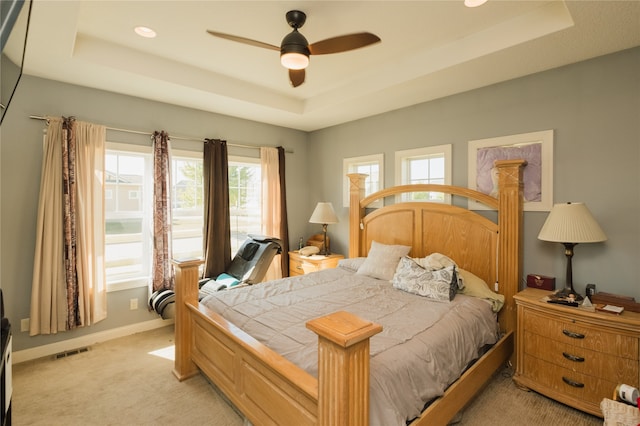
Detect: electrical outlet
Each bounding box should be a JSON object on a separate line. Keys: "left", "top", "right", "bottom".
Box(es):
{"left": 129, "top": 298, "right": 138, "bottom": 310}
{"left": 21, "top": 318, "right": 30, "bottom": 332}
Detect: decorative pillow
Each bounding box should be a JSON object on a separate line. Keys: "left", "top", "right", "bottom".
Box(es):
{"left": 338, "top": 257, "right": 366, "bottom": 273}
{"left": 415, "top": 252, "right": 457, "bottom": 270}
{"left": 356, "top": 241, "right": 411, "bottom": 281}
{"left": 457, "top": 268, "right": 505, "bottom": 313}
{"left": 392, "top": 256, "right": 457, "bottom": 302}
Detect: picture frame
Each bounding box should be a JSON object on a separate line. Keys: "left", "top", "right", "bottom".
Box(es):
{"left": 468, "top": 130, "right": 553, "bottom": 211}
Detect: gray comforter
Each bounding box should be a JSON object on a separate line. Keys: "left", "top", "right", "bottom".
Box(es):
{"left": 201, "top": 263, "right": 499, "bottom": 425}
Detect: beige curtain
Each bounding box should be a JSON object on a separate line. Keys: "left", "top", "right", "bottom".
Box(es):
{"left": 74, "top": 121, "right": 107, "bottom": 325}
{"left": 261, "top": 147, "right": 283, "bottom": 280}
{"left": 30, "top": 117, "right": 107, "bottom": 335}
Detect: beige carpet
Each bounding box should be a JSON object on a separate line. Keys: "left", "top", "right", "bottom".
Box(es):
{"left": 12, "top": 325, "right": 602, "bottom": 426}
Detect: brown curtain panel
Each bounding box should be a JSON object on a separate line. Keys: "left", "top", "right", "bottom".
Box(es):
{"left": 151, "top": 131, "right": 174, "bottom": 292}
{"left": 278, "top": 146, "right": 290, "bottom": 276}
{"left": 203, "top": 138, "right": 232, "bottom": 278}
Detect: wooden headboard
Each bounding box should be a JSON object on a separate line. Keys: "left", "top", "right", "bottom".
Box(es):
{"left": 348, "top": 159, "right": 525, "bottom": 334}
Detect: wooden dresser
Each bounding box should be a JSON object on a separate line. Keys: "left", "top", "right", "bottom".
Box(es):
{"left": 288, "top": 251, "right": 344, "bottom": 277}
{"left": 513, "top": 288, "right": 640, "bottom": 417}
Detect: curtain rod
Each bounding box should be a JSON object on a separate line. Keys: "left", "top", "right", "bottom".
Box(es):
{"left": 28, "top": 115, "right": 293, "bottom": 154}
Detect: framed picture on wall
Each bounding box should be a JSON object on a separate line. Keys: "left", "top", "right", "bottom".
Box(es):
{"left": 468, "top": 130, "right": 553, "bottom": 211}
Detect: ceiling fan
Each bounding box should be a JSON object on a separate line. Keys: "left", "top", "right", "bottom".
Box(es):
{"left": 207, "top": 10, "right": 381, "bottom": 88}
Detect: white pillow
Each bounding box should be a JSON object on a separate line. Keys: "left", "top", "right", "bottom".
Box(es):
{"left": 392, "top": 256, "right": 458, "bottom": 302}
{"left": 356, "top": 241, "right": 411, "bottom": 281}
{"left": 338, "top": 257, "right": 366, "bottom": 272}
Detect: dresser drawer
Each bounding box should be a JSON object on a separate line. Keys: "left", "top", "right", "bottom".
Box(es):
{"left": 523, "top": 309, "right": 639, "bottom": 360}
{"left": 524, "top": 330, "right": 639, "bottom": 385}
{"left": 524, "top": 354, "right": 618, "bottom": 406}
{"left": 289, "top": 257, "right": 305, "bottom": 276}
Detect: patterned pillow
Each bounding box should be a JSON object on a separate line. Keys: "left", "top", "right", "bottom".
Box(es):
{"left": 356, "top": 241, "right": 412, "bottom": 281}
{"left": 392, "top": 256, "right": 458, "bottom": 302}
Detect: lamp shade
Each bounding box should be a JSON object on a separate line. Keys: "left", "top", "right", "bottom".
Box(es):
{"left": 309, "top": 202, "right": 338, "bottom": 224}
{"left": 538, "top": 202, "right": 607, "bottom": 243}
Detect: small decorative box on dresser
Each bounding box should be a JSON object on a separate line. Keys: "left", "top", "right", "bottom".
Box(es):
{"left": 513, "top": 288, "right": 640, "bottom": 417}
{"left": 288, "top": 251, "right": 344, "bottom": 277}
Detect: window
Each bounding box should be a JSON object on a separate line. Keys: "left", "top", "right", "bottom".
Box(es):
{"left": 105, "top": 143, "right": 262, "bottom": 291}
{"left": 343, "top": 154, "right": 384, "bottom": 208}
{"left": 394, "top": 145, "right": 452, "bottom": 203}
{"left": 105, "top": 143, "right": 153, "bottom": 290}
{"left": 171, "top": 150, "right": 204, "bottom": 261}
{"left": 228, "top": 156, "right": 262, "bottom": 255}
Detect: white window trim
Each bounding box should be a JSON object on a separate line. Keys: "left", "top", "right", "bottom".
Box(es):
{"left": 394, "top": 144, "right": 452, "bottom": 204}
{"left": 105, "top": 142, "right": 153, "bottom": 292}
{"left": 343, "top": 153, "right": 384, "bottom": 208}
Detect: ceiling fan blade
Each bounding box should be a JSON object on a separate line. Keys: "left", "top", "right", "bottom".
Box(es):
{"left": 206, "top": 30, "right": 279, "bottom": 51}
{"left": 289, "top": 69, "right": 305, "bottom": 87}
{"left": 308, "top": 32, "right": 380, "bottom": 55}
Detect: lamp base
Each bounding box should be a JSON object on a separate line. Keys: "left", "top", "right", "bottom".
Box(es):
{"left": 553, "top": 287, "right": 583, "bottom": 302}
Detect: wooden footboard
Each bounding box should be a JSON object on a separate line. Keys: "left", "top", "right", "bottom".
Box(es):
{"left": 172, "top": 259, "right": 382, "bottom": 426}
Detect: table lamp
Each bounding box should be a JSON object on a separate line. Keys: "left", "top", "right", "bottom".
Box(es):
{"left": 537, "top": 202, "right": 607, "bottom": 300}
{"left": 309, "top": 202, "right": 338, "bottom": 255}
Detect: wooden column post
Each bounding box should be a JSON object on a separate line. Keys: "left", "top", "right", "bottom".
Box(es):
{"left": 347, "top": 173, "right": 367, "bottom": 258}
{"left": 172, "top": 258, "right": 204, "bottom": 381}
{"left": 306, "top": 311, "right": 383, "bottom": 426}
{"left": 495, "top": 159, "right": 526, "bottom": 337}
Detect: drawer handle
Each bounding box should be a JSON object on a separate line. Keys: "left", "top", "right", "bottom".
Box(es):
{"left": 562, "top": 329, "right": 585, "bottom": 339}
{"left": 562, "top": 376, "right": 585, "bottom": 388}
{"left": 296, "top": 265, "right": 302, "bottom": 270}
{"left": 562, "top": 352, "right": 585, "bottom": 362}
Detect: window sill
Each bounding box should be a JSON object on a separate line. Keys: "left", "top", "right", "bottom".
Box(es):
{"left": 107, "top": 277, "right": 148, "bottom": 293}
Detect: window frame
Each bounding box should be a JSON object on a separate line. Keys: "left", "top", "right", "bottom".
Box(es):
{"left": 171, "top": 147, "right": 205, "bottom": 262}
{"left": 394, "top": 144, "right": 452, "bottom": 204}
{"left": 228, "top": 155, "right": 262, "bottom": 255}
{"left": 342, "top": 153, "right": 384, "bottom": 208}
{"left": 105, "top": 142, "right": 153, "bottom": 292}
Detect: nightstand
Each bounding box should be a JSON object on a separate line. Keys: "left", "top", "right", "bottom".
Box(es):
{"left": 513, "top": 288, "right": 640, "bottom": 417}
{"left": 289, "top": 251, "right": 344, "bottom": 277}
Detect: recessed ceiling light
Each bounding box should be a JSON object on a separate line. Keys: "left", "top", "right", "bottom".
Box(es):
{"left": 134, "top": 26, "right": 157, "bottom": 38}
{"left": 464, "top": 0, "right": 488, "bottom": 7}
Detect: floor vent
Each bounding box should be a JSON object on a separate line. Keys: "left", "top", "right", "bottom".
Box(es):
{"left": 54, "top": 347, "right": 90, "bottom": 359}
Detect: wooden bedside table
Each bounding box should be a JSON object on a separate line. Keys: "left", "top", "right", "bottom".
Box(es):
{"left": 289, "top": 251, "right": 344, "bottom": 277}
{"left": 513, "top": 288, "right": 640, "bottom": 417}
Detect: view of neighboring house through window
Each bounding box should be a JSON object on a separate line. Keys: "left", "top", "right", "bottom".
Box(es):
{"left": 395, "top": 145, "right": 452, "bottom": 203}
{"left": 105, "top": 143, "right": 152, "bottom": 290}
{"left": 105, "top": 143, "right": 262, "bottom": 290}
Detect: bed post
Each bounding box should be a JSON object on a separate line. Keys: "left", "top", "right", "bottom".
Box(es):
{"left": 307, "top": 311, "right": 383, "bottom": 426}
{"left": 495, "top": 159, "right": 526, "bottom": 336}
{"left": 172, "top": 258, "right": 204, "bottom": 381}
{"left": 347, "top": 173, "right": 367, "bottom": 258}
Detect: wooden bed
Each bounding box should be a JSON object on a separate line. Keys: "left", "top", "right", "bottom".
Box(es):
{"left": 172, "top": 159, "right": 526, "bottom": 426}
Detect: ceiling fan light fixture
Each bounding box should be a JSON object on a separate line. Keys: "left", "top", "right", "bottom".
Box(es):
{"left": 280, "top": 29, "right": 310, "bottom": 69}
{"left": 281, "top": 52, "right": 309, "bottom": 70}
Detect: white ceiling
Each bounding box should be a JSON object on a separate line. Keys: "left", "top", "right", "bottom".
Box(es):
{"left": 15, "top": 1, "right": 640, "bottom": 131}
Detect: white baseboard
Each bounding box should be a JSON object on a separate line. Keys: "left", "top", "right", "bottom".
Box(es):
{"left": 13, "top": 318, "right": 174, "bottom": 364}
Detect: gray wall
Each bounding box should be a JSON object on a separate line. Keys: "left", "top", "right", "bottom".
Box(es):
{"left": 307, "top": 47, "right": 640, "bottom": 301}
{"left": 2, "top": 47, "right": 638, "bottom": 353}
{"left": 1, "top": 76, "right": 309, "bottom": 351}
